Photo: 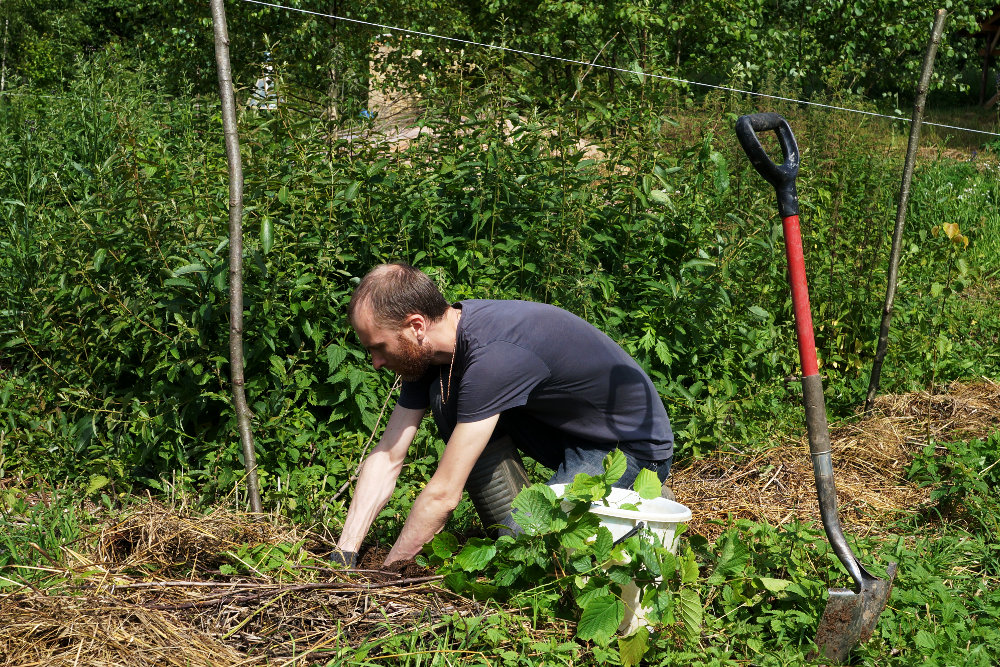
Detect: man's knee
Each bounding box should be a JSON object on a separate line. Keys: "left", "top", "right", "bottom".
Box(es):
{"left": 464, "top": 436, "right": 530, "bottom": 537}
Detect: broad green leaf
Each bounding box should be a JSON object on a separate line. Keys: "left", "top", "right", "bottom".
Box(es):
{"left": 571, "top": 554, "right": 594, "bottom": 574}
{"left": 261, "top": 217, "right": 273, "bottom": 253}
{"left": 618, "top": 626, "right": 649, "bottom": 667}
{"left": 633, "top": 468, "right": 661, "bottom": 499}
{"left": 637, "top": 537, "right": 664, "bottom": 578}
{"left": 606, "top": 566, "right": 633, "bottom": 586}
{"left": 629, "top": 60, "right": 646, "bottom": 85}
{"left": 347, "top": 367, "right": 366, "bottom": 393}
{"left": 710, "top": 152, "right": 729, "bottom": 194}
{"left": 682, "top": 258, "right": 715, "bottom": 270}
{"left": 576, "top": 596, "right": 624, "bottom": 645}
{"left": 681, "top": 548, "right": 699, "bottom": 584}
{"left": 603, "top": 450, "right": 627, "bottom": 484}
{"left": 560, "top": 511, "right": 601, "bottom": 550}
{"left": 172, "top": 263, "right": 206, "bottom": 277}
{"left": 326, "top": 346, "right": 348, "bottom": 374}
{"left": 678, "top": 588, "right": 702, "bottom": 643}
{"left": 510, "top": 484, "right": 557, "bottom": 534}
{"left": 269, "top": 355, "right": 287, "bottom": 382}
{"left": 654, "top": 165, "right": 682, "bottom": 179}
{"left": 86, "top": 474, "right": 110, "bottom": 495}
{"left": 443, "top": 571, "right": 468, "bottom": 593}
{"left": 748, "top": 305, "right": 770, "bottom": 320}
{"left": 914, "top": 629, "right": 937, "bottom": 650}
{"left": 707, "top": 535, "right": 749, "bottom": 584}
{"left": 456, "top": 540, "right": 497, "bottom": 572}
{"left": 343, "top": 181, "right": 361, "bottom": 201}
{"left": 576, "top": 583, "right": 612, "bottom": 608}
{"left": 649, "top": 189, "right": 672, "bottom": 205}
{"left": 641, "top": 587, "right": 673, "bottom": 625}
{"left": 755, "top": 577, "right": 792, "bottom": 593}
{"left": 463, "top": 579, "right": 499, "bottom": 599}
{"left": 654, "top": 340, "right": 673, "bottom": 366}
{"left": 569, "top": 473, "right": 610, "bottom": 502}
{"left": 430, "top": 532, "right": 458, "bottom": 559}
{"left": 592, "top": 526, "right": 613, "bottom": 562}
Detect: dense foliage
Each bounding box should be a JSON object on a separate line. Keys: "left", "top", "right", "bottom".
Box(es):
{"left": 409, "top": 438, "right": 1000, "bottom": 666}
{"left": 2, "top": 43, "right": 999, "bottom": 511}
{"left": 2, "top": 5, "right": 999, "bottom": 665}
{"left": 1, "top": 0, "right": 997, "bottom": 103}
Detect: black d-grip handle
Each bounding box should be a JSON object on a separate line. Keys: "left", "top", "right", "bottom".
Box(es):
{"left": 735, "top": 113, "right": 800, "bottom": 218}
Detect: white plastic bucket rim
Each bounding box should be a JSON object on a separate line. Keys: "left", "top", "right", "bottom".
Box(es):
{"left": 547, "top": 484, "right": 692, "bottom": 524}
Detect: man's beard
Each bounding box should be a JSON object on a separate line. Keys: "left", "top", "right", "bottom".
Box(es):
{"left": 393, "top": 332, "right": 434, "bottom": 382}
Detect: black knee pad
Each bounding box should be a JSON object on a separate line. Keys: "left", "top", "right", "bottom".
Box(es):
{"left": 464, "top": 436, "right": 530, "bottom": 537}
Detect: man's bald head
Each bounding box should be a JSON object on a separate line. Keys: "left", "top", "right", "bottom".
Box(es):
{"left": 348, "top": 263, "right": 450, "bottom": 329}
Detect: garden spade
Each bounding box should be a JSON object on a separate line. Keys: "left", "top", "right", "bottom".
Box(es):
{"left": 735, "top": 112, "right": 897, "bottom": 663}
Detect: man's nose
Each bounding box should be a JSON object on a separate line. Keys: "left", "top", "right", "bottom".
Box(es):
{"left": 372, "top": 353, "right": 386, "bottom": 370}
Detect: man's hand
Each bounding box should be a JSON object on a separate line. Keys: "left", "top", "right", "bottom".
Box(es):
{"left": 384, "top": 415, "right": 501, "bottom": 564}
{"left": 338, "top": 406, "right": 425, "bottom": 553}
{"left": 328, "top": 548, "right": 357, "bottom": 568}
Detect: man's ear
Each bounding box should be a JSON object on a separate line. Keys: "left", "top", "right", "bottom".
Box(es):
{"left": 404, "top": 313, "right": 427, "bottom": 341}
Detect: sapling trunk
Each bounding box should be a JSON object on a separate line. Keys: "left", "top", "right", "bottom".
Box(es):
{"left": 864, "top": 9, "right": 947, "bottom": 414}
{"left": 1, "top": 18, "right": 8, "bottom": 92}
{"left": 210, "top": 0, "right": 263, "bottom": 513}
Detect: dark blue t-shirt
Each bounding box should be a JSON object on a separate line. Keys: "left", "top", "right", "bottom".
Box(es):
{"left": 397, "top": 300, "right": 673, "bottom": 460}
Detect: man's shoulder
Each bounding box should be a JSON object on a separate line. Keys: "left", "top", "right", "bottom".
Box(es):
{"left": 460, "top": 299, "right": 573, "bottom": 320}
{"left": 458, "top": 299, "right": 602, "bottom": 355}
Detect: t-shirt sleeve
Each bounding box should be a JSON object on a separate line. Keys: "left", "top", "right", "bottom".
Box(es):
{"left": 457, "top": 341, "right": 550, "bottom": 422}
{"left": 397, "top": 374, "right": 433, "bottom": 410}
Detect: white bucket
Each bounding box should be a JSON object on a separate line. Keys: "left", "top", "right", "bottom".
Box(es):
{"left": 548, "top": 483, "right": 693, "bottom": 634}
{"left": 547, "top": 484, "right": 692, "bottom": 553}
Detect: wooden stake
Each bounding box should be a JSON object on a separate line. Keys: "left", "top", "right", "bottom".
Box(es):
{"left": 864, "top": 9, "right": 948, "bottom": 413}
{"left": 210, "top": 0, "right": 263, "bottom": 512}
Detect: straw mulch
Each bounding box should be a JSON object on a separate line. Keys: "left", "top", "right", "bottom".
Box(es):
{"left": 0, "top": 593, "right": 246, "bottom": 667}
{"left": 671, "top": 378, "right": 1000, "bottom": 541}
{"left": 0, "top": 503, "right": 483, "bottom": 667}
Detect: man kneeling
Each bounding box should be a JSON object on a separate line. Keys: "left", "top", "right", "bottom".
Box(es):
{"left": 335, "top": 263, "right": 674, "bottom": 566}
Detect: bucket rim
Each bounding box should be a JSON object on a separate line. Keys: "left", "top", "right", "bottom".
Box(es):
{"left": 547, "top": 483, "right": 693, "bottom": 523}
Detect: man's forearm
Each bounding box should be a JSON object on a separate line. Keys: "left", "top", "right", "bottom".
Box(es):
{"left": 382, "top": 416, "right": 502, "bottom": 565}
{"left": 336, "top": 406, "right": 424, "bottom": 554}
{"left": 384, "top": 483, "right": 459, "bottom": 564}
{"left": 337, "top": 451, "right": 401, "bottom": 552}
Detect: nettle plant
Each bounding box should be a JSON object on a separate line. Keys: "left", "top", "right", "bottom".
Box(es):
{"left": 420, "top": 452, "right": 701, "bottom": 663}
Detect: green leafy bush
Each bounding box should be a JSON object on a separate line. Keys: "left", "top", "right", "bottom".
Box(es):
{"left": 3, "top": 48, "right": 1000, "bottom": 523}
{"left": 908, "top": 434, "right": 1000, "bottom": 534}
{"left": 422, "top": 451, "right": 700, "bottom": 663}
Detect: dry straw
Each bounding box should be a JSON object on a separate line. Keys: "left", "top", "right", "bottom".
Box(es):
{"left": 0, "top": 503, "right": 482, "bottom": 666}
{"left": 671, "top": 379, "right": 1000, "bottom": 541}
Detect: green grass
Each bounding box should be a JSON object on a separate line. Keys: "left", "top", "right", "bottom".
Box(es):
{"left": 0, "top": 484, "right": 84, "bottom": 587}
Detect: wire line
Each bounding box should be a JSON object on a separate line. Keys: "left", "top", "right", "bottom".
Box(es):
{"left": 242, "top": 0, "right": 1000, "bottom": 138}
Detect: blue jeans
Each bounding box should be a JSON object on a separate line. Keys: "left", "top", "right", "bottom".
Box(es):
{"left": 431, "top": 381, "right": 672, "bottom": 488}
{"left": 546, "top": 444, "right": 672, "bottom": 487}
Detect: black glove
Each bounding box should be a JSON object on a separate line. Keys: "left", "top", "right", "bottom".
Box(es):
{"left": 329, "top": 549, "right": 357, "bottom": 568}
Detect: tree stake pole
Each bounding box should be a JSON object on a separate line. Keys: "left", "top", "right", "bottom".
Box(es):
{"left": 864, "top": 9, "right": 947, "bottom": 414}
{"left": 210, "top": 0, "right": 263, "bottom": 512}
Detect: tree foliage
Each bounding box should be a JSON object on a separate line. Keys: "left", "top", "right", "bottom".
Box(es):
{"left": 2, "top": 0, "right": 995, "bottom": 101}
